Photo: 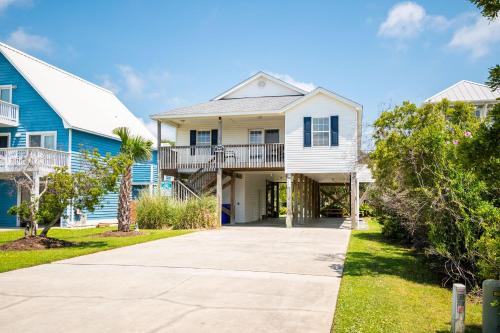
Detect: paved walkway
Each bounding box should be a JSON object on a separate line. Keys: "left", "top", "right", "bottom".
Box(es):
{"left": 0, "top": 219, "right": 351, "bottom": 333}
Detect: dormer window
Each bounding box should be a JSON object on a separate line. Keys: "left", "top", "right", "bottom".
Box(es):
{"left": 0, "top": 85, "right": 13, "bottom": 103}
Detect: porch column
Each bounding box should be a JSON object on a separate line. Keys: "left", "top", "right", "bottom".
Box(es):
{"left": 216, "top": 168, "right": 223, "bottom": 227}
{"left": 298, "top": 174, "right": 304, "bottom": 224}
{"left": 293, "top": 174, "right": 298, "bottom": 224}
{"left": 350, "top": 172, "right": 359, "bottom": 229}
{"left": 286, "top": 173, "right": 293, "bottom": 228}
{"left": 230, "top": 174, "right": 236, "bottom": 225}
{"left": 157, "top": 120, "right": 162, "bottom": 194}
{"left": 218, "top": 117, "right": 222, "bottom": 144}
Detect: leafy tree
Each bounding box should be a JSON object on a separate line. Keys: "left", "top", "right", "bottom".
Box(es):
{"left": 470, "top": 0, "right": 500, "bottom": 19}
{"left": 9, "top": 150, "right": 122, "bottom": 237}
{"left": 486, "top": 64, "right": 500, "bottom": 91}
{"left": 113, "top": 127, "right": 153, "bottom": 232}
{"left": 369, "top": 100, "right": 499, "bottom": 286}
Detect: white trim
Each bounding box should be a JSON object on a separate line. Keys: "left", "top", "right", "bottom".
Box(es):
{"left": 26, "top": 130, "right": 57, "bottom": 149}
{"left": 0, "top": 132, "right": 11, "bottom": 147}
{"left": 212, "top": 72, "right": 306, "bottom": 101}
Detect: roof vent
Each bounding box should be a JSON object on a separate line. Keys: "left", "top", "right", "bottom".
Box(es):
{"left": 258, "top": 80, "right": 266, "bottom": 88}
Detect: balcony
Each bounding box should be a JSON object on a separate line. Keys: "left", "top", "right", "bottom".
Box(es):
{"left": 0, "top": 100, "right": 19, "bottom": 127}
{"left": 0, "top": 148, "right": 69, "bottom": 177}
{"left": 159, "top": 143, "right": 285, "bottom": 171}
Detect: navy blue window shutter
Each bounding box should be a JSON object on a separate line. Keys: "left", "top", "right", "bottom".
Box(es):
{"left": 304, "top": 117, "right": 311, "bottom": 147}
{"left": 330, "top": 116, "right": 339, "bottom": 146}
{"left": 190, "top": 130, "right": 196, "bottom": 155}
{"left": 211, "top": 129, "right": 218, "bottom": 145}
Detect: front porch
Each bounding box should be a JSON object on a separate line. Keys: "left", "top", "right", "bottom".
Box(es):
{"left": 0, "top": 147, "right": 69, "bottom": 178}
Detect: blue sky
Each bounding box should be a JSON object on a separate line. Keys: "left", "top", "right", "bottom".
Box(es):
{"left": 1, "top": 0, "right": 499, "bottom": 143}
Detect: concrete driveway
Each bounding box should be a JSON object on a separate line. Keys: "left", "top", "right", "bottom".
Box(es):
{"left": 0, "top": 219, "right": 351, "bottom": 333}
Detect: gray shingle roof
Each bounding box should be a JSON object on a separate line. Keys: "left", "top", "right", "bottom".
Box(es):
{"left": 151, "top": 95, "right": 303, "bottom": 118}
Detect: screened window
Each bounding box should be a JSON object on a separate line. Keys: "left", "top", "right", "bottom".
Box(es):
{"left": 312, "top": 117, "right": 329, "bottom": 146}
{"left": 28, "top": 133, "right": 56, "bottom": 150}
{"left": 0, "top": 87, "right": 12, "bottom": 103}
{"left": 196, "top": 131, "right": 211, "bottom": 146}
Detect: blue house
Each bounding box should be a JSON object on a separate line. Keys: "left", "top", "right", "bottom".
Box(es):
{"left": 0, "top": 42, "right": 157, "bottom": 228}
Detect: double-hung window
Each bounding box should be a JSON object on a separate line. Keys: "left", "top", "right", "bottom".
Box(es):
{"left": 312, "top": 117, "right": 329, "bottom": 146}
{"left": 27, "top": 132, "right": 56, "bottom": 150}
{"left": 196, "top": 130, "right": 211, "bottom": 146}
{"left": 0, "top": 86, "right": 13, "bottom": 103}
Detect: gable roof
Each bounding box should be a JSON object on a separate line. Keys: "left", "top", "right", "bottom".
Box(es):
{"left": 426, "top": 80, "right": 500, "bottom": 103}
{"left": 280, "top": 87, "right": 363, "bottom": 112}
{"left": 0, "top": 42, "right": 156, "bottom": 144}
{"left": 212, "top": 71, "right": 307, "bottom": 100}
{"left": 151, "top": 95, "right": 301, "bottom": 119}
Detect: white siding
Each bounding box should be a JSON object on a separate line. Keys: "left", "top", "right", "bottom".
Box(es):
{"left": 224, "top": 77, "right": 301, "bottom": 99}
{"left": 357, "top": 164, "right": 374, "bottom": 183}
{"left": 176, "top": 116, "right": 285, "bottom": 145}
{"left": 222, "top": 172, "right": 266, "bottom": 223}
{"left": 285, "top": 93, "right": 358, "bottom": 174}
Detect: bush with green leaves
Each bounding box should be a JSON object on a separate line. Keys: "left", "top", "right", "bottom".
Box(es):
{"left": 136, "top": 193, "right": 218, "bottom": 230}
{"left": 368, "top": 101, "right": 500, "bottom": 286}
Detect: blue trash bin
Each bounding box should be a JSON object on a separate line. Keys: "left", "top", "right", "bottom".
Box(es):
{"left": 222, "top": 204, "right": 231, "bottom": 225}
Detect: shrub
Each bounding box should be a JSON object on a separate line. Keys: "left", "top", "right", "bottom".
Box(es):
{"left": 176, "top": 195, "right": 218, "bottom": 229}
{"left": 136, "top": 193, "right": 181, "bottom": 229}
{"left": 136, "top": 193, "right": 218, "bottom": 230}
{"left": 359, "top": 203, "right": 374, "bottom": 217}
{"left": 369, "top": 101, "right": 500, "bottom": 286}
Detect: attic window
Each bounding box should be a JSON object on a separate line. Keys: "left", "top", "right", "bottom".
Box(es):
{"left": 258, "top": 80, "right": 266, "bottom": 88}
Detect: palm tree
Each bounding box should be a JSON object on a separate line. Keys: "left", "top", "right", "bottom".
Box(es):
{"left": 113, "top": 127, "right": 153, "bottom": 232}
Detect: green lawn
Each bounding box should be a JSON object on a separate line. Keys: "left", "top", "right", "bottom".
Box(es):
{"left": 0, "top": 227, "right": 191, "bottom": 273}
{"left": 332, "top": 219, "right": 482, "bottom": 333}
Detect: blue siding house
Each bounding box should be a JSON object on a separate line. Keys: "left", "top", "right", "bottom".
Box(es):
{"left": 0, "top": 42, "right": 157, "bottom": 228}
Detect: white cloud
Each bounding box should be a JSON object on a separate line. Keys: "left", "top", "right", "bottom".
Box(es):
{"left": 97, "top": 74, "right": 120, "bottom": 94}
{"left": 117, "top": 65, "right": 145, "bottom": 96}
{"left": 6, "top": 27, "right": 52, "bottom": 53}
{"left": 448, "top": 16, "right": 500, "bottom": 58}
{"left": 378, "top": 2, "right": 448, "bottom": 39}
{"left": 0, "top": 0, "right": 31, "bottom": 13}
{"left": 268, "top": 72, "right": 316, "bottom": 92}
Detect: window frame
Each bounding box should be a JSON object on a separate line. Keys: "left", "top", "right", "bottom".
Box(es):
{"left": 0, "top": 133, "right": 11, "bottom": 148}
{"left": 195, "top": 130, "right": 211, "bottom": 146}
{"left": 248, "top": 129, "right": 264, "bottom": 144}
{"left": 26, "top": 131, "right": 57, "bottom": 150}
{"left": 311, "top": 117, "right": 330, "bottom": 147}
{"left": 0, "top": 85, "right": 13, "bottom": 104}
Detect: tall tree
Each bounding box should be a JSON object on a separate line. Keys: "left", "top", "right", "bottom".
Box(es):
{"left": 113, "top": 127, "right": 153, "bottom": 232}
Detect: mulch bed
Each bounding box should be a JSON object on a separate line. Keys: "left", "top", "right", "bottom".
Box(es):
{"left": 0, "top": 237, "right": 75, "bottom": 251}
{"left": 97, "top": 230, "right": 145, "bottom": 237}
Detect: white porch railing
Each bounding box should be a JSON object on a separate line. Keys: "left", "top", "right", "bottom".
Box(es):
{"left": 0, "top": 148, "right": 69, "bottom": 176}
{"left": 159, "top": 143, "right": 285, "bottom": 170}
{"left": 0, "top": 100, "right": 19, "bottom": 126}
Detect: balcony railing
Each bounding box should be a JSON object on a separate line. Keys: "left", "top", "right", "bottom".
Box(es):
{"left": 0, "top": 100, "right": 19, "bottom": 126}
{"left": 0, "top": 148, "right": 69, "bottom": 175}
{"left": 159, "top": 143, "right": 285, "bottom": 170}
